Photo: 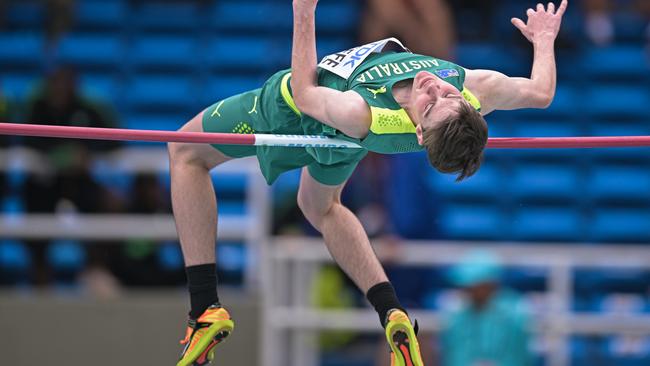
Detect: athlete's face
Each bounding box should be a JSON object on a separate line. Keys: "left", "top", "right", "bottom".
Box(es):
{"left": 410, "top": 71, "right": 466, "bottom": 144}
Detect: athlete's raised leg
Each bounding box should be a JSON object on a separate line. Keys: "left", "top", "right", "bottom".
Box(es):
{"left": 168, "top": 110, "right": 235, "bottom": 366}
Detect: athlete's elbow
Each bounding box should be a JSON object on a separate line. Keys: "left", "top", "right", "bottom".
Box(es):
{"left": 529, "top": 90, "right": 554, "bottom": 109}
{"left": 537, "top": 92, "right": 554, "bottom": 109}
{"left": 291, "top": 85, "right": 317, "bottom": 113}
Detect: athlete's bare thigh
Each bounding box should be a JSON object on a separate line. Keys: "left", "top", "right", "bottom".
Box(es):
{"left": 169, "top": 110, "right": 233, "bottom": 170}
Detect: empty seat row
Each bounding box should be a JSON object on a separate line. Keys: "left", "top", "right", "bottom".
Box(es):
{"left": 435, "top": 203, "right": 650, "bottom": 242}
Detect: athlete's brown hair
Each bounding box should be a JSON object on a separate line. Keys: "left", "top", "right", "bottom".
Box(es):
{"left": 421, "top": 102, "right": 488, "bottom": 182}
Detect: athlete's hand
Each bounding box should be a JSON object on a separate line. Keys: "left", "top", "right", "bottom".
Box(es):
{"left": 512, "top": 0, "right": 568, "bottom": 44}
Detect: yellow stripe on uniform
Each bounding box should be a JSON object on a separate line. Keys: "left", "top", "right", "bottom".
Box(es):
{"left": 461, "top": 87, "right": 481, "bottom": 112}
{"left": 369, "top": 107, "right": 416, "bottom": 135}
{"left": 281, "top": 73, "right": 301, "bottom": 116}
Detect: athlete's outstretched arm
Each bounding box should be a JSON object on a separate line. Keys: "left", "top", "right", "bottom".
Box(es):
{"left": 464, "top": 0, "right": 568, "bottom": 115}
{"left": 290, "top": 0, "right": 371, "bottom": 138}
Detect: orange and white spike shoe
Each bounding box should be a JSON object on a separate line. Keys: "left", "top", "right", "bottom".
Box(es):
{"left": 177, "top": 304, "right": 234, "bottom": 366}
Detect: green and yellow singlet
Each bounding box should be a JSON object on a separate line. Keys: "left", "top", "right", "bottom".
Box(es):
{"left": 202, "top": 42, "right": 480, "bottom": 186}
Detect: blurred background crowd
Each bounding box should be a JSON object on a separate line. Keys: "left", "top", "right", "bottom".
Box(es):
{"left": 1, "top": 1, "right": 650, "bottom": 365}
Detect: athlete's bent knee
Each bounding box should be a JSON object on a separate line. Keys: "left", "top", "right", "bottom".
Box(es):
{"left": 297, "top": 191, "right": 335, "bottom": 229}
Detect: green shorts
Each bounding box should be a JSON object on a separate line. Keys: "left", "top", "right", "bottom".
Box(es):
{"left": 201, "top": 89, "right": 261, "bottom": 159}
{"left": 201, "top": 70, "right": 368, "bottom": 186}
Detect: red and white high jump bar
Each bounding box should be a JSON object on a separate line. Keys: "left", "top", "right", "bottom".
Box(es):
{"left": 1, "top": 122, "right": 650, "bottom": 149}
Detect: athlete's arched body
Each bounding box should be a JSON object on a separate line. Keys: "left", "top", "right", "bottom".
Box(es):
{"left": 170, "top": 1, "right": 568, "bottom": 365}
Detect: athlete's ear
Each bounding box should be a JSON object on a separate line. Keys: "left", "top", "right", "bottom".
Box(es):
{"left": 416, "top": 124, "right": 424, "bottom": 145}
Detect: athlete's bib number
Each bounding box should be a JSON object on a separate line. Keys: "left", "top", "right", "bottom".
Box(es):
{"left": 318, "top": 38, "right": 409, "bottom": 80}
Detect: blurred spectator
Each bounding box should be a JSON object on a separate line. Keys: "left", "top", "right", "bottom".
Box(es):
{"left": 448, "top": 0, "right": 500, "bottom": 42}
{"left": 46, "top": 0, "right": 74, "bottom": 42}
{"left": 583, "top": 0, "right": 650, "bottom": 46}
{"left": 112, "top": 173, "right": 179, "bottom": 287}
{"left": 439, "top": 251, "right": 533, "bottom": 366}
{"left": 24, "top": 66, "right": 120, "bottom": 153}
{"left": 583, "top": 0, "right": 615, "bottom": 46}
{"left": 360, "top": 0, "right": 456, "bottom": 59}
{"left": 20, "top": 65, "right": 122, "bottom": 287}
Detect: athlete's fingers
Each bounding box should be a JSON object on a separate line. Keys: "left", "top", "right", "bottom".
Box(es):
{"left": 527, "top": 8, "right": 535, "bottom": 17}
{"left": 556, "top": 0, "right": 568, "bottom": 17}
{"left": 548, "top": 2, "right": 556, "bottom": 14}
{"left": 511, "top": 17, "right": 527, "bottom": 32}
{"left": 537, "top": 3, "right": 545, "bottom": 12}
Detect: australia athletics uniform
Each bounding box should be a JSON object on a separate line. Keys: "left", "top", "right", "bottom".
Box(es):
{"left": 202, "top": 38, "right": 481, "bottom": 186}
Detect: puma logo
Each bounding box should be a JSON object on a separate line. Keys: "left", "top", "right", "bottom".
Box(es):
{"left": 366, "top": 85, "right": 387, "bottom": 99}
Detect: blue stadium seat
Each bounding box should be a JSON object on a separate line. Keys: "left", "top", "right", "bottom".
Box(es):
{"left": 203, "top": 75, "right": 266, "bottom": 104}
{"left": 510, "top": 163, "right": 580, "bottom": 202}
{"left": 206, "top": 37, "right": 278, "bottom": 70}
{"left": 387, "top": 152, "right": 440, "bottom": 239}
{"left": 315, "top": 2, "right": 360, "bottom": 34}
{"left": 125, "top": 76, "right": 195, "bottom": 112}
{"left": 597, "top": 293, "right": 647, "bottom": 314}
{"left": 511, "top": 120, "right": 581, "bottom": 138}
{"left": 582, "top": 46, "right": 650, "bottom": 81}
{"left": 1, "top": 74, "right": 39, "bottom": 100}
{"left": 46, "top": 240, "right": 86, "bottom": 273}
{"left": 584, "top": 85, "right": 650, "bottom": 119}
{"left": 428, "top": 160, "right": 503, "bottom": 201}
{"left": 316, "top": 38, "right": 353, "bottom": 59}
{"left": 591, "top": 208, "right": 650, "bottom": 242}
{"left": 79, "top": 73, "right": 121, "bottom": 105}
{"left": 589, "top": 121, "right": 650, "bottom": 137}
{"left": 541, "top": 84, "right": 580, "bottom": 118}
{"left": 75, "top": 0, "right": 126, "bottom": 30}
{"left": 0, "top": 240, "right": 31, "bottom": 273}
{"left": 130, "top": 35, "right": 199, "bottom": 71}
{"left": 124, "top": 113, "right": 188, "bottom": 133}
{"left": 157, "top": 242, "right": 183, "bottom": 271}
{"left": 1, "top": 195, "right": 25, "bottom": 214}
{"left": 456, "top": 43, "right": 526, "bottom": 76}
{"left": 512, "top": 206, "right": 583, "bottom": 241}
{"left": 612, "top": 12, "right": 648, "bottom": 43}
{"left": 587, "top": 165, "right": 650, "bottom": 203}
{"left": 132, "top": 2, "right": 199, "bottom": 31}
{"left": 504, "top": 268, "right": 548, "bottom": 292}
{"left": 571, "top": 337, "right": 604, "bottom": 366}
{"left": 217, "top": 242, "right": 246, "bottom": 273}
{"left": 604, "top": 336, "right": 650, "bottom": 366}
{"left": 217, "top": 201, "right": 247, "bottom": 216}
{"left": 212, "top": 2, "right": 292, "bottom": 31}
{"left": 575, "top": 269, "right": 650, "bottom": 299}
{"left": 5, "top": 1, "right": 44, "bottom": 29}
{"left": 57, "top": 34, "right": 124, "bottom": 69}
{"left": 439, "top": 204, "right": 506, "bottom": 240}
{"left": 210, "top": 172, "right": 248, "bottom": 200}
{"left": 0, "top": 33, "right": 43, "bottom": 68}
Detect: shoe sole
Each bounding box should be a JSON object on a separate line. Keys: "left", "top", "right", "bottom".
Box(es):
{"left": 177, "top": 320, "right": 234, "bottom": 366}
{"left": 386, "top": 321, "right": 423, "bottom": 366}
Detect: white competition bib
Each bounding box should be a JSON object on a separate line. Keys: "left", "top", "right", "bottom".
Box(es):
{"left": 317, "top": 38, "right": 409, "bottom": 80}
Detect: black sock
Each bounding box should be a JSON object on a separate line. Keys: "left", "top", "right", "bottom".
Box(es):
{"left": 366, "top": 281, "right": 405, "bottom": 328}
{"left": 186, "top": 263, "right": 219, "bottom": 319}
